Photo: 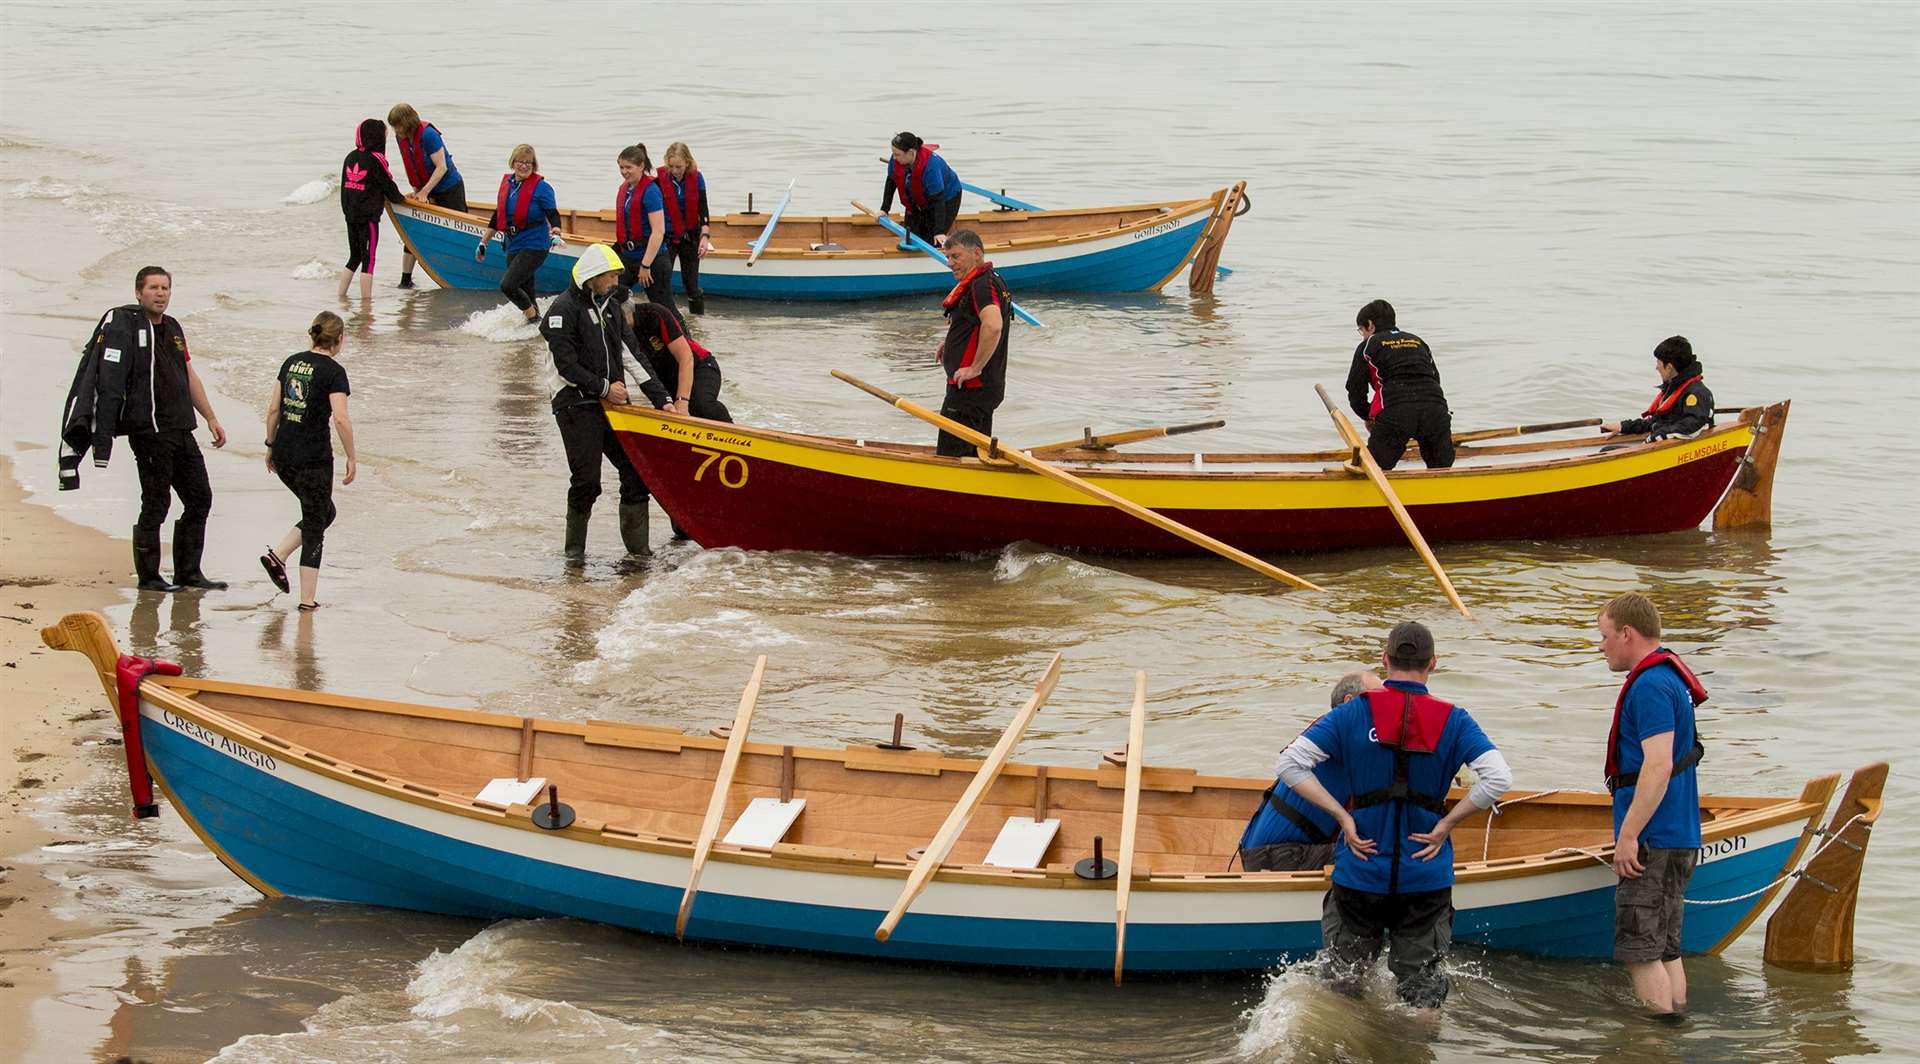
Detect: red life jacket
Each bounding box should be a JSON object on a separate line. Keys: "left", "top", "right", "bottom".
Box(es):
{"left": 494, "top": 173, "right": 545, "bottom": 235}
{"left": 889, "top": 149, "right": 933, "bottom": 210}
{"left": 616, "top": 174, "right": 657, "bottom": 246}
{"left": 1348, "top": 688, "right": 1456, "bottom": 817}
{"left": 1642, "top": 374, "right": 1703, "bottom": 418}
{"left": 941, "top": 262, "right": 1002, "bottom": 389}
{"left": 661, "top": 169, "right": 701, "bottom": 238}
{"left": 398, "top": 123, "right": 439, "bottom": 190}
{"left": 1604, "top": 649, "right": 1708, "bottom": 787}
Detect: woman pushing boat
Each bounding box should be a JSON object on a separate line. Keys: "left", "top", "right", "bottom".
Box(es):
{"left": 475, "top": 143, "right": 561, "bottom": 324}
{"left": 881, "top": 132, "right": 961, "bottom": 247}
{"left": 386, "top": 103, "right": 466, "bottom": 289}
{"left": 613, "top": 144, "right": 673, "bottom": 313}
{"left": 658, "top": 142, "right": 710, "bottom": 315}
{"left": 261, "top": 311, "right": 358, "bottom": 611}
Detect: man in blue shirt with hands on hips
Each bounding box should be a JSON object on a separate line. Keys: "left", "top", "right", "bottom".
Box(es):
{"left": 1274, "top": 621, "right": 1511, "bottom": 1012}
{"left": 1598, "top": 591, "right": 1706, "bottom": 1019}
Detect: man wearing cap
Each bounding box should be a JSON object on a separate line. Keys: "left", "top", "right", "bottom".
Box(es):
{"left": 1597, "top": 591, "right": 1706, "bottom": 1017}
{"left": 1274, "top": 621, "right": 1511, "bottom": 1011}
{"left": 540, "top": 244, "right": 669, "bottom": 561}
{"left": 1238, "top": 670, "right": 1385, "bottom": 872}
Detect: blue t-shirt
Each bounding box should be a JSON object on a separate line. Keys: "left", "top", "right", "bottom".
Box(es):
{"left": 1610, "top": 654, "right": 1703, "bottom": 849}
{"left": 1240, "top": 762, "right": 1349, "bottom": 850}
{"left": 1301, "top": 680, "right": 1496, "bottom": 895}
{"left": 419, "top": 125, "right": 462, "bottom": 194}
{"left": 499, "top": 176, "right": 559, "bottom": 254}
{"left": 617, "top": 180, "right": 666, "bottom": 260}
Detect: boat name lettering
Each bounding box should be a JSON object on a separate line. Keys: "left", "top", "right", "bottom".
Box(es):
{"left": 161, "top": 710, "right": 279, "bottom": 772}
{"left": 1677, "top": 438, "right": 1731, "bottom": 463}
{"left": 1132, "top": 221, "right": 1178, "bottom": 241}
{"left": 435, "top": 214, "right": 484, "bottom": 237}
{"left": 1700, "top": 834, "right": 1747, "bottom": 861}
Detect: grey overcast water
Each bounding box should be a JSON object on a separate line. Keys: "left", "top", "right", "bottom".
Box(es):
{"left": 2, "top": 2, "right": 1917, "bottom": 1061}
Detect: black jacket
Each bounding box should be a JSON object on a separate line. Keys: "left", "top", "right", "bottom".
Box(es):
{"left": 541, "top": 284, "right": 668, "bottom": 414}
{"left": 57, "top": 310, "right": 111, "bottom": 489}
{"left": 341, "top": 119, "right": 405, "bottom": 224}
{"left": 1620, "top": 360, "right": 1714, "bottom": 440}
{"left": 1346, "top": 329, "right": 1447, "bottom": 420}
{"left": 84, "top": 304, "right": 196, "bottom": 465}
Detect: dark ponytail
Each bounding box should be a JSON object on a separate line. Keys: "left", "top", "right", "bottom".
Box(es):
{"left": 618, "top": 143, "right": 652, "bottom": 172}
{"left": 890, "top": 131, "right": 923, "bottom": 152}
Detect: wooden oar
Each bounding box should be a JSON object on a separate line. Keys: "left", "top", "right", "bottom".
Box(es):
{"left": 1313, "top": 384, "right": 1471, "bottom": 619}
{"left": 745, "top": 179, "right": 795, "bottom": 268}
{"left": 850, "top": 200, "right": 1044, "bottom": 328}
{"left": 834, "top": 371, "right": 1324, "bottom": 592}
{"left": 1113, "top": 670, "right": 1148, "bottom": 986}
{"left": 675, "top": 655, "right": 768, "bottom": 939}
{"left": 1028, "top": 419, "right": 1227, "bottom": 454}
{"left": 875, "top": 653, "right": 1065, "bottom": 942}
{"left": 1451, "top": 417, "right": 1603, "bottom": 445}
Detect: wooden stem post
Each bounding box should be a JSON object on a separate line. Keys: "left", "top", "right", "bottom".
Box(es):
{"left": 1113, "top": 670, "right": 1148, "bottom": 986}
{"left": 676, "top": 655, "right": 769, "bottom": 939}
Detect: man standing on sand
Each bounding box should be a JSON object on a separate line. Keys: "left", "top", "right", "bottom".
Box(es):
{"left": 86, "top": 267, "right": 229, "bottom": 592}
{"left": 1598, "top": 591, "right": 1707, "bottom": 1018}
{"left": 931, "top": 229, "right": 1009, "bottom": 457}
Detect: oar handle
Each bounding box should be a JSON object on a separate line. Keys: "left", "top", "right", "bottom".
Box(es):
{"left": 1165, "top": 419, "right": 1227, "bottom": 438}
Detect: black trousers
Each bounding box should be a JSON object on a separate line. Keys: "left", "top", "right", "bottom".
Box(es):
{"left": 344, "top": 216, "right": 381, "bottom": 272}
{"left": 620, "top": 244, "right": 678, "bottom": 315}
{"left": 935, "top": 388, "right": 1000, "bottom": 457}
{"left": 275, "top": 461, "right": 336, "bottom": 568}
{"left": 669, "top": 235, "right": 703, "bottom": 301}
{"left": 1367, "top": 403, "right": 1455, "bottom": 470}
{"left": 555, "top": 402, "right": 647, "bottom": 513}
{"left": 427, "top": 182, "right": 467, "bottom": 212}
{"left": 499, "top": 248, "right": 548, "bottom": 312}
{"left": 130, "top": 430, "right": 212, "bottom": 539}
{"left": 905, "top": 194, "right": 962, "bottom": 245}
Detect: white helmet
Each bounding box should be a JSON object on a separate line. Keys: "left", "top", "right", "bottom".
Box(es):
{"left": 571, "top": 243, "right": 623, "bottom": 288}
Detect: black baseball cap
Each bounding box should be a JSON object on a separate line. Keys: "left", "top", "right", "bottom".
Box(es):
{"left": 1386, "top": 621, "right": 1435, "bottom": 665}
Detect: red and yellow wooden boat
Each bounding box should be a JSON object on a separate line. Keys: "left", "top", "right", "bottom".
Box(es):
{"left": 606, "top": 402, "right": 1789, "bottom": 556}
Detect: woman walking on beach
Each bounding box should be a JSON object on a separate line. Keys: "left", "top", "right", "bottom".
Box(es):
{"left": 261, "top": 311, "right": 357, "bottom": 610}
{"left": 476, "top": 144, "right": 561, "bottom": 323}
{"left": 659, "top": 142, "right": 710, "bottom": 315}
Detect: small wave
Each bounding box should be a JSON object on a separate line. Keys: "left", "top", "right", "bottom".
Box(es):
{"left": 9, "top": 176, "right": 93, "bottom": 201}
{"left": 281, "top": 175, "right": 337, "bottom": 205}
{"left": 459, "top": 301, "right": 543, "bottom": 343}
{"left": 992, "top": 542, "right": 1112, "bottom": 584}
{"left": 291, "top": 258, "right": 337, "bottom": 280}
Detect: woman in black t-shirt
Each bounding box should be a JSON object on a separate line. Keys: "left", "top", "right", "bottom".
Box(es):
{"left": 260, "top": 311, "right": 358, "bottom": 610}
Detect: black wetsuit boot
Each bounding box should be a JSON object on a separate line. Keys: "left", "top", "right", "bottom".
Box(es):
{"left": 564, "top": 509, "right": 590, "bottom": 563}
{"left": 133, "top": 527, "right": 180, "bottom": 592}
{"left": 618, "top": 502, "right": 650, "bottom": 554}
{"left": 171, "top": 522, "right": 227, "bottom": 590}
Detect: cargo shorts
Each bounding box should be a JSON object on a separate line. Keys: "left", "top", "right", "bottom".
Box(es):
{"left": 1240, "top": 842, "right": 1336, "bottom": 872}
{"left": 1319, "top": 883, "right": 1453, "bottom": 1009}
{"left": 1614, "top": 844, "right": 1698, "bottom": 963}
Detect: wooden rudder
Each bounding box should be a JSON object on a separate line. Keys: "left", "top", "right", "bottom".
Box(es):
{"left": 1713, "top": 400, "right": 1790, "bottom": 531}
{"left": 1763, "top": 761, "right": 1886, "bottom": 969}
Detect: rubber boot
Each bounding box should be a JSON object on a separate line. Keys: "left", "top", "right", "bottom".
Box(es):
{"left": 171, "top": 521, "right": 227, "bottom": 590}
{"left": 564, "top": 509, "right": 590, "bottom": 563}
{"left": 133, "top": 528, "right": 180, "bottom": 593}
{"left": 688, "top": 293, "right": 706, "bottom": 316}
{"left": 618, "top": 502, "right": 651, "bottom": 555}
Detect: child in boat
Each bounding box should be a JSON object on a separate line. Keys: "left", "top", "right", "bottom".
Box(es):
{"left": 659, "top": 142, "right": 709, "bottom": 315}
{"left": 476, "top": 144, "right": 562, "bottom": 323}
{"left": 261, "top": 311, "right": 358, "bottom": 610}
{"left": 338, "top": 119, "right": 406, "bottom": 301}
{"left": 1602, "top": 336, "right": 1715, "bottom": 441}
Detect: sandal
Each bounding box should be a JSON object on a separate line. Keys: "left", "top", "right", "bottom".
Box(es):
{"left": 297, "top": 601, "right": 322, "bottom": 612}
{"left": 260, "top": 548, "right": 290, "bottom": 594}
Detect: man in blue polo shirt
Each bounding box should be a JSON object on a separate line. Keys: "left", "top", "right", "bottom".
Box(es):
{"left": 1275, "top": 621, "right": 1511, "bottom": 1011}
{"left": 1598, "top": 591, "right": 1706, "bottom": 1018}
{"left": 1238, "top": 670, "right": 1383, "bottom": 872}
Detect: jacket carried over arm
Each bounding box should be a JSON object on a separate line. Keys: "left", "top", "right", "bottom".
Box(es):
{"left": 56, "top": 309, "right": 114, "bottom": 490}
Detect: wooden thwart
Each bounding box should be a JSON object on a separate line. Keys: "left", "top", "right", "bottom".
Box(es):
{"left": 676, "top": 655, "right": 768, "bottom": 939}
{"left": 1113, "top": 670, "right": 1149, "bottom": 985}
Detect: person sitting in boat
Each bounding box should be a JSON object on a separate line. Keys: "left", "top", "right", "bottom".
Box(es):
{"left": 881, "top": 132, "right": 961, "bottom": 248}
{"left": 1274, "top": 621, "right": 1511, "bottom": 1012}
{"left": 1238, "top": 670, "right": 1384, "bottom": 872}
{"left": 337, "top": 119, "right": 406, "bottom": 302}
{"left": 476, "top": 143, "right": 562, "bottom": 324}
{"left": 1601, "top": 336, "right": 1714, "bottom": 441}
{"left": 613, "top": 144, "right": 672, "bottom": 313}
{"left": 386, "top": 103, "right": 467, "bottom": 288}
{"left": 933, "top": 229, "right": 1010, "bottom": 457}
{"left": 659, "top": 142, "right": 711, "bottom": 316}
{"left": 540, "top": 244, "right": 670, "bottom": 561}
{"left": 1345, "top": 299, "right": 1454, "bottom": 470}
{"left": 1596, "top": 591, "right": 1705, "bottom": 1019}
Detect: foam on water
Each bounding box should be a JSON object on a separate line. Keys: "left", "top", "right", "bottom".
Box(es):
{"left": 291, "top": 258, "right": 336, "bottom": 280}
{"left": 9, "top": 176, "right": 95, "bottom": 200}
{"left": 281, "top": 175, "right": 337, "bottom": 205}
{"left": 458, "top": 300, "right": 545, "bottom": 343}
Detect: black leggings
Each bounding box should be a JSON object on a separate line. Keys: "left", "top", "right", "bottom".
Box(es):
{"left": 555, "top": 402, "right": 648, "bottom": 513}
{"left": 620, "top": 244, "right": 678, "bottom": 315}
{"left": 500, "top": 248, "right": 548, "bottom": 312}
{"left": 669, "top": 235, "right": 703, "bottom": 301}
{"left": 130, "top": 430, "right": 212, "bottom": 539}
{"left": 276, "top": 462, "right": 336, "bottom": 569}
{"left": 344, "top": 217, "right": 381, "bottom": 272}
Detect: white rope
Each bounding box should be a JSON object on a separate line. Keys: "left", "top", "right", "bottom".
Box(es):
{"left": 1479, "top": 788, "right": 1588, "bottom": 862}
{"left": 1545, "top": 813, "right": 1870, "bottom": 906}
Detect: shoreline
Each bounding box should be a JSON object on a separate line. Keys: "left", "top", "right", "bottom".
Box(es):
{"left": 0, "top": 452, "right": 132, "bottom": 1062}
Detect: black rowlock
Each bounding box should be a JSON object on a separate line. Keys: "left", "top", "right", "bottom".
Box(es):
{"left": 1076, "top": 834, "right": 1118, "bottom": 880}
{"left": 876, "top": 712, "right": 914, "bottom": 751}
{"left": 533, "top": 783, "right": 575, "bottom": 830}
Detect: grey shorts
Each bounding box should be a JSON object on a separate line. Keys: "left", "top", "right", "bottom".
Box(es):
{"left": 1614, "top": 844, "right": 1698, "bottom": 963}
{"left": 1240, "top": 842, "right": 1336, "bottom": 872}
{"left": 1319, "top": 883, "right": 1453, "bottom": 1009}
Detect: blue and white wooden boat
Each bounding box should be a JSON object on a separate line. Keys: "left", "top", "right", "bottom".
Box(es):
{"left": 385, "top": 184, "right": 1248, "bottom": 302}
{"left": 42, "top": 612, "right": 1879, "bottom": 977}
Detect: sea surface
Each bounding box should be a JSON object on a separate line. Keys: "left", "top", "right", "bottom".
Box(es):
{"left": 2, "top": 2, "right": 1917, "bottom": 1061}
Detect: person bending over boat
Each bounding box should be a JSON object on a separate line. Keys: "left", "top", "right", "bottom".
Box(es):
{"left": 881, "top": 132, "right": 960, "bottom": 248}
{"left": 261, "top": 312, "right": 358, "bottom": 611}
{"left": 542, "top": 244, "right": 670, "bottom": 561}
{"left": 1345, "top": 299, "right": 1454, "bottom": 470}
{"left": 613, "top": 144, "right": 673, "bottom": 313}
{"left": 1600, "top": 337, "right": 1714, "bottom": 441}
{"left": 337, "top": 119, "right": 406, "bottom": 302}
{"left": 1238, "top": 671, "right": 1384, "bottom": 872}
{"left": 1597, "top": 592, "right": 1706, "bottom": 1019}
{"left": 932, "top": 229, "right": 1009, "bottom": 457}
{"left": 659, "top": 142, "right": 710, "bottom": 315}
{"left": 74, "top": 267, "right": 229, "bottom": 592}
{"left": 476, "top": 144, "right": 562, "bottom": 323}
{"left": 630, "top": 297, "right": 730, "bottom": 423}
{"left": 387, "top": 103, "right": 467, "bottom": 288}
{"left": 1275, "top": 621, "right": 1511, "bottom": 1012}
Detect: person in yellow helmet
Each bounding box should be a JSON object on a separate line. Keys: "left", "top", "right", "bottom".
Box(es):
{"left": 539, "top": 244, "right": 670, "bottom": 561}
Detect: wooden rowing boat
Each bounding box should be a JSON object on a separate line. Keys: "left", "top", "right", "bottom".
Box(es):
{"left": 43, "top": 611, "right": 1877, "bottom": 975}
{"left": 606, "top": 402, "right": 1790, "bottom": 557}
{"left": 385, "top": 185, "right": 1245, "bottom": 300}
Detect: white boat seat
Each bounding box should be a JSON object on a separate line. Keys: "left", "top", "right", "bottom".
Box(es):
{"left": 722, "top": 797, "right": 807, "bottom": 848}
{"left": 474, "top": 777, "right": 547, "bottom": 807}
{"left": 982, "top": 816, "right": 1061, "bottom": 869}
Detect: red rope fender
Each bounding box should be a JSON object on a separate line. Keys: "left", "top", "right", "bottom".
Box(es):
{"left": 114, "top": 654, "right": 181, "bottom": 819}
